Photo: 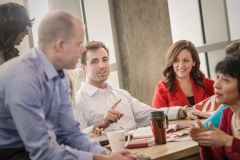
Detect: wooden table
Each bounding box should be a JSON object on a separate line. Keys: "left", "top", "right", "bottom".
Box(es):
{"left": 130, "top": 119, "right": 202, "bottom": 160}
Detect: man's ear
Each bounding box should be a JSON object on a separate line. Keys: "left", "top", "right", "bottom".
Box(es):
{"left": 55, "top": 39, "right": 65, "bottom": 52}
{"left": 81, "top": 64, "right": 87, "bottom": 73}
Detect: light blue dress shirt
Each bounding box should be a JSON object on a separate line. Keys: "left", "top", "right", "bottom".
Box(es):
{"left": 0, "top": 48, "right": 105, "bottom": 160}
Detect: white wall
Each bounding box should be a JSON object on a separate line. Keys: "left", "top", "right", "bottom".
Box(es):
{"left": 201, "top": 0, "right": 227, "bottom": 79}
{"left": 168, "top": 0, "right": 203, "bottom": 47}
{"left": 202, "top": 0, "right": 228, "bottom": 44}
{"left": 28, "top": 0, "right": 49, "bottom": 47}
{"left": 226, "top": 0, "right": 240, "bottom": 40}
{"left": 208, "top": 49, "right": 225, "bottom": 80}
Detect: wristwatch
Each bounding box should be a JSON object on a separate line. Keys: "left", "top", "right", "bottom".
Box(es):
{"left": 182, "top": 105, "right": 192, "bottom": 117}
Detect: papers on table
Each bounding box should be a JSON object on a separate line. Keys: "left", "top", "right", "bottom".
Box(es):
{"left": 128, "top": 126, "right": 153, "bottom": 138}
{"left": 128, "top": 124, "right": 190, "bottom": 137}
{"left": 166, "top": 123, "right": 190, "bottom": 132}
{"left": 167, "top": 132, "right": 190, "bottom": 141}
{"left": 128, "top": 125, "right": 191, "bottom": 141}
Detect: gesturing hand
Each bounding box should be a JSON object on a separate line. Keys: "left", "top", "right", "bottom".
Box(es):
{"left": 190, "top": 120, "right": 233, "bottom": 147}
{"left": 104, "top": 98, "right": 123, "bottom": 122}
{"left": 190, "top": 119, "right": 208, "bottom": 139}
{"left": 93, "top": 99, "right": 123, "bottom": 130}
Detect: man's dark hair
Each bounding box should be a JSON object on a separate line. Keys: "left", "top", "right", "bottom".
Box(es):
{"left": 0, "top": 2, "right": 34, "bottom": 61}
{"left": 81, "top": 41, "right": 109, "bottom": 65}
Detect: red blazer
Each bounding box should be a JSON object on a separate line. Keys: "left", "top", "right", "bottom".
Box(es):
{"left": 152, "top": 78, "right": 214, "bottom": 108}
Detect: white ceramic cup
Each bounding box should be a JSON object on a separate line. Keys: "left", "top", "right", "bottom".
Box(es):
{"left": 107, "top": 130, "right": 130, "bottom": 152}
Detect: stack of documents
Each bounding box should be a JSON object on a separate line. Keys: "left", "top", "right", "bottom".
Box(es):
{"left": 128, "top": 125, "right": 191, "bottom": 142}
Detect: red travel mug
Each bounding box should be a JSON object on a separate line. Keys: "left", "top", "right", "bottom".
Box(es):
{"left": 150, "top": 111, "right": 168, "bottom": 144}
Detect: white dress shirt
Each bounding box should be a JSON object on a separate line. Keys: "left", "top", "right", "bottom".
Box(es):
{"left": 74, "top": 82, "right": 181, "bottom": 134}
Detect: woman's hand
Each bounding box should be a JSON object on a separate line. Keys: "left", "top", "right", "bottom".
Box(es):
{"left": 190, "top": 119, "right": 208, "bottom": 139}
{"left": 186, "top": 108, "right": 210, "bottom": 120}
{"left": 190, "top": 121, "right": 233, "bottom": 147}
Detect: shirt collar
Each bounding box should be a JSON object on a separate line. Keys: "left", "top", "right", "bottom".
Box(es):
{"left": 35, "top": 47, "right": 59, "bottom": 80}
{"left": 81, "top": 82, "right": 112, "bottom": 96}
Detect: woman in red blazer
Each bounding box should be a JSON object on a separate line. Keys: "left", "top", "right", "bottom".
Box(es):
{"left": 152, "top": 40, "right": 214, "bottom": 108}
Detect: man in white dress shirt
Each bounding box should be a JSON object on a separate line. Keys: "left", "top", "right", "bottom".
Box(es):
{"left": 74, "top": 41, "right": 209, "bottom": 134}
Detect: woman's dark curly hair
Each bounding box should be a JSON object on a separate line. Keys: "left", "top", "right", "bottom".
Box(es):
{"left": 163, "top": 40, "right": 208, "bottom": 95}
{"left": 0, "top": 3, "right": 34, "bottom": 61}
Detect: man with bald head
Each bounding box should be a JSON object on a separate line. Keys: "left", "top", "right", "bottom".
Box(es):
{"left": 0, "top": 11, "right": 137, "bottom": 160}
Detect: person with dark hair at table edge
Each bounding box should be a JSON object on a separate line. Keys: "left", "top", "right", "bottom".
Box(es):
{"left": 0, "top": 2, "right": 34, "bottom": 65}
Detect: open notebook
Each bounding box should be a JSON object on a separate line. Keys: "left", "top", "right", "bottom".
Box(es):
{"left": 167, "top": 123, "right": 190, "bottom": 132}
{"left": 167, "top": 132, "right": 190, "bottom": 141}
{"left": 128, "top": 123, "right": 190, "bottom": 139}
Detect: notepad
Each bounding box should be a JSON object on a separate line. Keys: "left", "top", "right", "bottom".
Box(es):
{"left": 128, "top": 124, "right": 190, "bottom": 139}
{"left": 104, "top": 138, "right": 155, "bottom": 150}
{"left": 167, "top": 132, "right": 190, "bottom": 141}
{"left": 128, "top": 126, "right": 153, "bottom": 138}
{"left": 167, "top": 123, "right": 190, "bottom": 132}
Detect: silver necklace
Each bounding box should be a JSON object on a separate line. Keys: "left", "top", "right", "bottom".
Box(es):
{"left": 232, "top": 114, "right": 240, "bottom": 131}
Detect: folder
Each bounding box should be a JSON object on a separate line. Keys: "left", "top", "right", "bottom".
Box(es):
{"left": 104, "top": 138, "right": 155, "bottom": 150}
{"left": 193, "top": 95, "right": 221, "bottom": 112}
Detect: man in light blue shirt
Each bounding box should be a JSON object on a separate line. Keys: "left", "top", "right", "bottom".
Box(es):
{"left": 0, "top": 11, "right": 137, "bottom": 160}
